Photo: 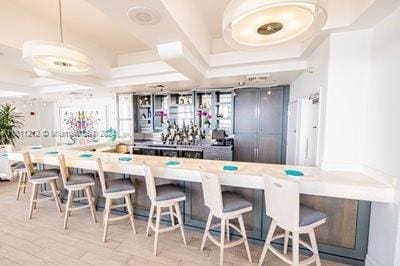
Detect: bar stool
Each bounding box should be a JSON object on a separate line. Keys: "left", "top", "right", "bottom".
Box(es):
{"left": 199, "top": 170, "right": 253, "bottom": 266}
{"left": 96, "top": 157, "right": 136, "bottom": 242}
{"left": 22, "top": 152, "right": 62, "bottom": 219}
{"left": 259, "top": 175, "right": 327, "bottom": 266}
{"left": 143, "top": 164, "right": 187, "bottom": 256}
{"left": 58, "top": 155, "right": 97, "bottom": 229}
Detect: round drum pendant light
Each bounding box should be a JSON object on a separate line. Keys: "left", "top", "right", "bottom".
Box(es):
{"left": 223, "top": 0, "right": 327, "bottom": 49}
{"left": 23, "top": 0, "right": 91, "bottom": 75}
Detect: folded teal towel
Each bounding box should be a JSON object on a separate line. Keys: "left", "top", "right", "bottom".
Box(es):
{"left": 79, "top": 153, "right": 94, "bottom": 158}
{"left": 166, "top": 161, "right": 180, "bottom": 167}
{"left": 64, "top": 142, "right": 74, "bottom": 146}
{"left": 46, "top": 151, "right": 58, "bottom": 155}
{"left": 31, "top": 146, "right": 42, "bottom": 150}
{"left": 223, "top": 165, "right": 239, "bottom": 171}
{"left": 285, "top": 170, "right": 304, "bottom": 176}
{"left": 119, "top": 156, "right": 132, "bottom": 162}
{"left": 0, "top": 153, "right": 7, "bottom": 158}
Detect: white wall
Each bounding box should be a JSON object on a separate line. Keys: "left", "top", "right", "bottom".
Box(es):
{"left": 363, "top": 7, "right": 400, "bottom": 266}
{"left": 289, "top": 37, "right": 330, "bottom": 166}
{"left": 0, "top": 98, "right": 54, "bottom": 149}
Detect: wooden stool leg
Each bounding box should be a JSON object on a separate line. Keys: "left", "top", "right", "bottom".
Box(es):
{"left": 226, "top": 219, "right": 230, "bottom": 241}
{"left": 309, "top": 230, "right": 321, "bottom": 266}
{"left": 125, "top": 195, "right": 136, "bottom": 235}
{"left": 50, "top": 180, "right": 62, "bottom": 213}
{"left": 201, "top": 212, "right": 213, "bottom": 251}
{"left": 238, "top": 214, "right": 252, "bottom": 263}
{"left": 102, "top": 198, "right": 111, "bottom": 242}
{"left": 174, "top": 203, "right": 186, "bottom": 246}
{"left": 33, "top": 183, "right": 39, "bottom": 209}
{"left": 28, "top": 183, "right": 38, "bottom": 219}
{"left": 86, "top": 187, "right": 98, "bottom": 223}
{"left": 16, "top": 172, "right": 23, "bottom": 200}
{"left": 146, "top": 204, "right": 154, "bottom": 236}
{"left": 64, "top": 190, "right": 73, "bottom": 229}
{"left": 23, "top": 172, "right": 27, "bottom": 194}
{"left": 283, "top": 230, "right": 290, "bottom": 254}
{"left": 169, "top": 206, "right": 175, "bottom": 226}
{"left": 292, "top": 232, "right": 300, "bottom": 266}
{"left": 153, "top": 206, "right": 161, "bottom": 256}
{"left": 220, "top": 218, "right": 226, "bottom": 266}
{"left": 259, "top": 220, "right": 277, "bottom": 266}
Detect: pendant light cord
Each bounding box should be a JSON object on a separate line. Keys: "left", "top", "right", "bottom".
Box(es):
{"left": 58, "top": 0, "right": 63, "bottom": 43}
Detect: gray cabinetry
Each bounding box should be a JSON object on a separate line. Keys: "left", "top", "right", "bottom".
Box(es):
{"left": 234, "top": 87, "right": 289, "bottom": 164}
{"left": 203, "top": 146, "right": 233, "bottom": 161}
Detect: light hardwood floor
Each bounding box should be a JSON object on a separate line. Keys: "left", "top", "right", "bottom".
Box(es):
{"left": 0, "top": 181, "right": 346, "bottom": 266}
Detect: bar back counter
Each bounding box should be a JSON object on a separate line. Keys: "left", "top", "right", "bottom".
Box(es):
{"left": 7, "top": 141, "right": 395, "bottom": 265}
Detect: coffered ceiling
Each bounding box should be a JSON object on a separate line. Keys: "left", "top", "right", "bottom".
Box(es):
{"left": 0, "top": 0, "right": 398, "bottom": 98}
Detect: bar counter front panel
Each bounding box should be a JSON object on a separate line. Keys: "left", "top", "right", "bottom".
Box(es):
{"left": 8, "top": 148, "right": 392, "bottom": 265}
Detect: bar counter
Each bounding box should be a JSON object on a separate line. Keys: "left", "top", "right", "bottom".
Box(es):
{"left": 5, "top": 141, "right": 395, "bottom": 265}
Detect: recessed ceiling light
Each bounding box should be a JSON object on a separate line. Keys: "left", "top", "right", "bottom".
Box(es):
{"left": 223, "top": 0, "right": 327, "bottom": 49}
{"left": 127, "top": 6, "right": 161, "bottom": 25}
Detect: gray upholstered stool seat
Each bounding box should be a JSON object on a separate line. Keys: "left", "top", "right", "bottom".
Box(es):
{"left": 66, "top": 173, "right": 95, "bottom": 186}
{"left": 31, "top": 169, "right": 60, "bottom": 180}
{"left": 105, "top": 178, "right": 135, "bottom": 194}
{"left": 11, "top": 162, "right": 25, "bottom": 169}
{"left": 299, "top": 205, "right": 327, "bottom": 227}
{"left": 156, "top": 184, "right": 185, "bottom": 202}
{"left": 222, "top": 191, "right": 252, "bottom": 213}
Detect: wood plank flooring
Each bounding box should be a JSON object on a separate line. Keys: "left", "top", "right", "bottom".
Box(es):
{"left": 0, "top": 181, "right": 346, "bottom": 266}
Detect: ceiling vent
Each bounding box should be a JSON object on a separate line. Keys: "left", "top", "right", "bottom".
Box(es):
{"left": 127, "top": 7, "right": 161, "bottom": 25}
{"left": 246, "top": 74, "right": 270, "bottom": 83}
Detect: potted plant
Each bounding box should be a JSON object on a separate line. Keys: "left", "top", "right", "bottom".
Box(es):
{"left": 0, "top": 104, "right": 23, "bottom": 152}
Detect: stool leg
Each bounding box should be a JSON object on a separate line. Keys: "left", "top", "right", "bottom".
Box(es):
{"left": 28, "top": 183, "right": 38, "bottom": 219}
{"left": 238, "top": 214, "right": 252, "bottom": 263}
{"left": 226, "top": 219, "right": 230, "bottom": 241}
{"left": 102, "top": 198, "right": 111, "bottom": 242}
{"left": 86, "top": 187, "right": 97, "bottom": 223}
{"left": 64, "top": 190, "right": 73, "bottom": 229}
{"left": 174, "top": 203, "right": 186, "bottom": 246}
{"left": 22, "top": 172, "right": 27, "bottom": 194}
{"left": 125, "top": 195, "right": 136, "bottom": 235}
{"left": 16, "top": 172, "right": 23, "bottom": 200}
{"left": 292, "top": 232, "right": 299, "bottom": 266}
{"left": 201, "top": 212, "right": 213, "bottom": 251}
{"left": 50, "top": 180, "right": 62, "bottom": 213}
{"left": 283, "top": 230, "right": 290, "bottom": 254}
{"left": 146, "top": 204, "right": 154, "bottom": 236}
{"left": 169, "top": 206, "right": 175, "bottom": 226}
{"left": 154, "top": 206, "right": 161, "bottom": 256}
{"left": 259, "top": 220, "right": 277, "bottom": 266}
{"left": 309, "top": 230, "right": 321, "bottom": 266}
{"left": 220, "top": 218, "right": 225, "bottom": 266}
{"left": 33, "top": 183, "right": 39, "bottom": 209}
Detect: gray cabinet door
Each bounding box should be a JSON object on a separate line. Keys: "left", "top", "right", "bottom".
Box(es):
{"left": 234, "top": 134, "right": 257, "bottom": 162}
{"left": 234, "top": 89, "right": 258, "bottom": 134}
{"left": 259, "top": 88, "right": 283, "bottom": 134}
{"left": 258, "top": 134, "right": 282, "bottom": 164}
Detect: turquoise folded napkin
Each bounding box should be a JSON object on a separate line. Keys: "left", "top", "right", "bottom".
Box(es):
{"left": 166, "top": 161, "right": 180, "bottom": 167}
{"left": 119, "top": 156, "right": 133, "bottom": 162}
{"left": 223, "top": 165, "right": 239, "bottom": 172}
{"left": 0, "top": 153, "right": 7, "bottom": 158}
{"left": 79, "top": 153, "right": 94, "bottom": 159}
{"left": 64, "top": 142, "right": 74, "bottom": 146}
{"left": 46, "top": 151, "right": 58, "bottom": 156}
{"left": 31, "top": 146, "right": 42, "bottom": 150}
{"left": 285, "top": 169, "right": 304, "bottom": 177}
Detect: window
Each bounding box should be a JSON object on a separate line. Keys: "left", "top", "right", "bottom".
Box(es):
{"left": 117, "top": 94, "right": 134, "bottom": 138}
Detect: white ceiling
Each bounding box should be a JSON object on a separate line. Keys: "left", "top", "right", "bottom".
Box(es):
{"left": 0, "top": 0, "right": 398, "bottom": 99}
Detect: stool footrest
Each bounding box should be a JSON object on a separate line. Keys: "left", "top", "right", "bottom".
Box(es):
{"left": 108, "top": 214, "right": 131, "bottom": 222}
{"left": 69, "top": 204, "right": 90, "bottom": 211}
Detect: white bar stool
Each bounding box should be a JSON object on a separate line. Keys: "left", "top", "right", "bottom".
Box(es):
{"left": 96, "top": 157, "right": 136, "bottom": 242}
{"left": 58, "top": 155, "right": 97, "bottom": 229}
{"left": 259, "top": 175, "right": 327, "bottom": 266}
{"left": 143, "top": 164, "right": 187, "bottom": 256}
{"left": 200, "top": 170, "right": 253, "bottom": 266}
{"left": 22, "top": 152, "right": 62, "bottom": 219}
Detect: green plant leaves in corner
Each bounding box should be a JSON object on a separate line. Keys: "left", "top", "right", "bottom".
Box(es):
{"left": 0, "top": 103, "right": 24, "bottom": 146}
